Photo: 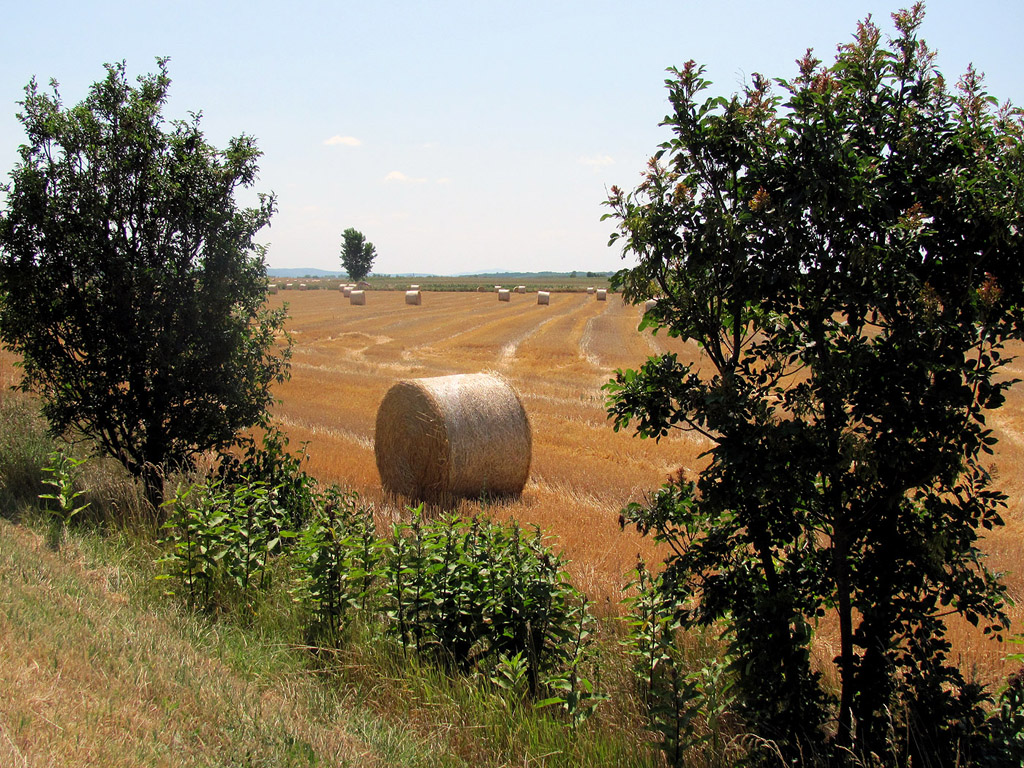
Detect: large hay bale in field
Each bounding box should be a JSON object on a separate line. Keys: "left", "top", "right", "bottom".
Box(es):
{"left": 405, "top": 290, "right": 422, "bottom": 305}
{"left": 537, "top": 291, "right": 550, "bottom": 305}
{"left": 498, "top": 289, "right": 511, "bottom": 302}
{"left": 375, "top": 373, "right": 532, "bottom": 502}
{"left": 596, "top": 289, "right": 607, "bottom": 301}
{"left": 350, "top": 290, "right": 366, "bottom": 305}
{"left": 587, "top": 286, "right": 595, "bottom": 294}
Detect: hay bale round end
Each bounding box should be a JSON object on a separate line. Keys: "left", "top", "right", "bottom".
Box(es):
{"left": 375, "top": 373, "right": 532, "bottom": 503}
{"left": 498, "top": 289, "right": 511, "bottom": 302}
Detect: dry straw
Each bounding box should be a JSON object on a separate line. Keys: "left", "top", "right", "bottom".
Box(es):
{"left": 596, "top": 289, "right": 607, "bottom": 301}
{"left": 405, "top": 290, "right": 422, "bottom": 305}
{"left": 587, "top": 286, "right": 595, "bottom": 294}
{"left": 375, "top": 372, "right": 532, "bottom": 503}
{"left": 498, "top": 289, "right": 511, "bottom": 302}
{"left": 537, "top": 291, "right": 550, "bottom": 305}
{"left": 350, "top": 290, "right": 366, "bottom": 305}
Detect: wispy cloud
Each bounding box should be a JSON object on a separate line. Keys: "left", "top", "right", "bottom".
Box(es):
{"left": 384, "top": 170, "right": 427, "bottom": 184}
{"left": 323, "top": 135, "right": 362, "bottom": 146}
{"left": 578, "top": 154, "right": 615, "bottom": 167}
{"left": 435, "top": 177, "right": 453, "bottom": 185}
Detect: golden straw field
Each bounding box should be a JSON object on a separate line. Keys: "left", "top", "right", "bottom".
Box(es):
{"left": 3, "top": 285, "right": 1023, "bottom": 684}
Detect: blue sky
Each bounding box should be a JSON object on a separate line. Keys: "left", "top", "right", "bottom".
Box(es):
{"left": 2, "top": 1, "right": 1021, "bottom": 275}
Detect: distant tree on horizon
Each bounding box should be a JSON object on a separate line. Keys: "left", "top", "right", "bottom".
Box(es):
{"left": 340, "top": 228, "right": 376, "bottom": 282}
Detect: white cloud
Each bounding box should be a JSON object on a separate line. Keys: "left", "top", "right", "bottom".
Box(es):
{"left": 435, "top": 177, "right": 452, "bottom": 185}
{"left": 323, "top": 135, "right": 362, "bottom": 146}
{"left": 384, "top": 170, "right": 427, "bottom": 184}
{"left": 578, "top": 154, "right": 615, "bottom": 167}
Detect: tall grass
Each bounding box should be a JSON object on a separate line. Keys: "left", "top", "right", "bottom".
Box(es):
{"left": 0, "top": 391, "right": 55, "bottom": 518}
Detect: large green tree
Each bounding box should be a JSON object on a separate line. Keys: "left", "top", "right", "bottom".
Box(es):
{"left": 605, "top": 6, "right": 1023, "bottom": 765}
{"left": 340, "top": 227, "right": 376, "bottom": 282}
{"left": 0, "top": 60, "right": 290, "bottom": 506}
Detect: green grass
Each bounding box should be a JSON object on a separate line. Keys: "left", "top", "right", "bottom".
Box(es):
{"left": 0, "top": 394, "right": 663, "bottom": 767}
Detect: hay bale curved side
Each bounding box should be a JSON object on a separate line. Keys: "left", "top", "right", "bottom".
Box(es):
{"left": 405, "top": 290, "right": 422, "bottom": 305}
{"left": 537, "top": 290, "right": 550, "bottom": 305}
{"left": 375, "top": 373, "right": 532, "bottom": 502}
{"left": 350, "top": 290, "right": 366, "bottom": 305}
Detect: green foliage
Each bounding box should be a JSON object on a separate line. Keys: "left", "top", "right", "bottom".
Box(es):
{"left": 622, "top": 559, "right": 736, "bottom": 766}
{"left": 157, "top": 478, "right": 291, "bottom": 613}
{"left": 604, "top": 6, "right": 1023, "bottom": 765}
{"left": 0, "top": 59, "right": 291, "bottom": 507}
{"left": 340, "top": 227, "right": 377, "bottom": 282}
{"left": 0, "top": 393, "right": 55, "bottom": 516}
{"left": 293, "top": 488, "right": 383, "bottom": 644}
{"left": 220, "top": 423, "right": 319, "bottom": 531}
{"left": 39, "top": 448, "right": 91, "bottom": 548}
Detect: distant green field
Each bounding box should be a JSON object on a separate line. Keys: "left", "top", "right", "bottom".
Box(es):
{"left": 267, "top": 274, "right": 615, "bottom": 293}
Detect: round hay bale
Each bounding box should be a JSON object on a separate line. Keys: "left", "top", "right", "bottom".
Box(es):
{"left": 498, "top": 289, "right": 511, "bottom": 302}
{"left": 537, "top": 291, "right": 550, "bottom": 305}
{"left": 477, "top": 286, "right": 487, "bottom": 293}
{"left": 587, "top": 286, "right": 595, "bottom": 294}
{"left": 350, "top": 290, "right": 366, "bottom": 305}
{"left": 409, "top": 284, "right": 420, "bottom": 290}
{"left": 268, "top": 284, "right": 279, "bottom": 295}
{"left": 515, "top": 285, "right": 526, "bottom": 294}
{"left": 405, "top": 290, "right": 422, "bottom": 305}
{"left": 644, "top": 298, "right": 658, "bottom": 312}
{"left": 342, "top": 286, "right": 353, "bottom": 297}
{"left": 596, "top": 288, "right": 607, "bottom": 301}
{"left": 375, "top": 373, "right": 532, "bottom": 502}
{"left": 299, "top": 283, "right": 308, "bottom": 291}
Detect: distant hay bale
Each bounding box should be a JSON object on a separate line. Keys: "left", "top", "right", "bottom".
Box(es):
{"left": 494, "top": 285, "right": 502, "bottom": 291}
{"left": 357, "top": 281, "right": 371, "bottom": 289}
{"left": 498, "top": 289, "right": 511, "bottom": 302}
{"left": 299, "top": 283, "right": 308, "bottom": 291}
{"left": 537, "top": 291, "right": 550, "bottom": 305}
{"left": 285, "top": 283, "right": 294, "bottom": 290}
{"left": 405, "top": 290, "right": 422, "bottom": 305}
{"left": 268, "top": 284, "right": 279, "bottom": 295}
{"left": 596, "top": 289, "right": 607, "bottom": 301}
{"left": 409, "top": 284, "right": 420, "bottom": 290}
{"left": 515, "top": 285, "right": 526, "bottom": 293}
{"left": 645, "top": 298, "right": 658, "bottom": 312}
{"left": 477, "top": 286, "right": 487, "bottom": 292}
{"left": 350, "top": 290, "right": 366, "bottom": 305}
{"left": 587, "top": 286, "right": 595, "bottom": 294}
{"left": 343, "top": 286, "right": 353, "bottom": 297}
{"left": 375, "top": 372, "right": 532, "bottom": 502}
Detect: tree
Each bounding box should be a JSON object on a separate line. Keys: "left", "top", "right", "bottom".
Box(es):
{"left": 604, "top": 6, "right": 1023, "bottom": 765}
{"left": 0, "top": 60, "right": 290, "bottom": 507}
{"left": 340, "top": 227, "right": 376, "bottom": 282}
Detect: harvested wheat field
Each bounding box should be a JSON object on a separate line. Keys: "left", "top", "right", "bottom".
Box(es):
{"left": 268, "top": 289, "right": 1024, "bottom": 672}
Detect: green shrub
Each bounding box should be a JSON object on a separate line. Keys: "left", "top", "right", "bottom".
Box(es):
{"left": 0, "top": 393, "right": 55, "bottom": 517}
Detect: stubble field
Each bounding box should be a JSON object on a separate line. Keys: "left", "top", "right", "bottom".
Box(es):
{"left": 267, "top": 287, "right": 1024, "bottom": 684}
{"left": 2, "top": 285, "right": 1022, "bottom": 686}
